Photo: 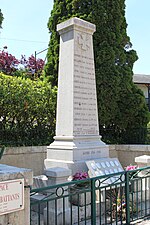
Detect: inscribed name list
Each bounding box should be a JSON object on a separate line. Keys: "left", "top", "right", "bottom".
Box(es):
{"left": 73, "top": 32, "right": 99, "bottom": 136}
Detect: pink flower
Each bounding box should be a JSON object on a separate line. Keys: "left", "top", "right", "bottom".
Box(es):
{"left": 125, "top": 165, "right": 137, "bottom": 171}
{"left": 72, "top": 172, "right": 88, "bottom": 181}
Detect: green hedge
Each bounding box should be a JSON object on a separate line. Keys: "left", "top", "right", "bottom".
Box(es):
{"left": 0, "top": 72, "right": 57, "bottom": 146}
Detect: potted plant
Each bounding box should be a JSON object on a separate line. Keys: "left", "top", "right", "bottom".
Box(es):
{"left": 69, "top": 171, "right": 91, "bottom": 206}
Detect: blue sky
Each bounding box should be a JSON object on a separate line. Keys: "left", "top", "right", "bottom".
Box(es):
{"left": 0, "top": 0, "right": 150, "bottom": 74}
{"left": 0, "top": 0, "right": 52, "bottom": 60}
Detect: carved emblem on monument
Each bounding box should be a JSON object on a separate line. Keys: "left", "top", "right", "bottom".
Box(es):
{"left": 77, "top": 33, "right": 90, "bottom": 51}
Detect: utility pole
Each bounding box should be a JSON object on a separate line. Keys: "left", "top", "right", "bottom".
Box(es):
{"left": 34, "top": 48, "right": 48, "bottom": 74}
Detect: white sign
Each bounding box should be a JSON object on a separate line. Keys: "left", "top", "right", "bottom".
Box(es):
{"left": 0, "top": 179, "right": 24, "bottom": 215}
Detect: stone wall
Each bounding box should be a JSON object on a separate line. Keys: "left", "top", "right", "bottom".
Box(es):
{"left": 1, "top": 145, "right": 150, "bottom": 175}
{"left": 109, "top": 145, "right": 150, "bottom": 168}
{"left": 0, "top": 146, "right": 47, "bottom": 176}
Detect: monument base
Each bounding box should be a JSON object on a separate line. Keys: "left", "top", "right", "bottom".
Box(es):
{"left": 44, "top": 135, "right": 109, "bottom": 173}
{"left": 45, "top": 158, "right": 89, "bottom": 174}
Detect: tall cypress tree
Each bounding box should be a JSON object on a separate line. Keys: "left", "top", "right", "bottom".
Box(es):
{"left": 0, "top": 9, "right": 4, "bottom": 28}
{"left": 45, "top": 0, "right": 92, "bottom": 86}
{"left": 45, "top": 0, "right": 149, "bottom": 143}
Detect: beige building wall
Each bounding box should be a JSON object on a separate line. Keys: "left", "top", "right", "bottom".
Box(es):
{"left": 135, "top": 84, "right": 148, "bottom": 98}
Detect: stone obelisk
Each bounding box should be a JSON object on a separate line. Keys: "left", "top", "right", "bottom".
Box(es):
{"left": 45, "top": 17, "right": 109, "bottom": 173}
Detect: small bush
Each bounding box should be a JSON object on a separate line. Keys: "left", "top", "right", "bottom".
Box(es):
{"left": 0, "top": 72, "right": 56, "bottom": 146}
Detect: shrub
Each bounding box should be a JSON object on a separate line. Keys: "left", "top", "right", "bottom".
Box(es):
{"left": 0, "top": 72, "right": 56, "bottom": 146}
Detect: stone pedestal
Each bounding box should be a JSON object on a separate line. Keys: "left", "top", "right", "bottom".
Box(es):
{"left": 135, "top": 155, "right": 150, "bottom": 191}
{"left": 0, "top": 164, "right": 33, "bottom": 225}
{"left": 44, "top": 167, "right": 71, "bottom": 225}
{"left": 45, "top": 167, "right": 71, "bottom": 185}
{"left": 135, "top": 155, "right": 150, "bottom": 168}
{"left": 45, "top": 17, "right": 109, "bottom": 173}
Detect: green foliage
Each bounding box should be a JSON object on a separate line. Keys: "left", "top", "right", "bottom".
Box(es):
{"left": 0, "top": 50, "right": 45, "bottom": 80}
{"left": 45, "top": 0, "right": 149, "bottom": 143}
{"left": 0, "top": 9, "right": 3, "bottom": 28}
{"left": 12, "top": 68, "right": 32, "bottom": 79}
{"left": 0, "top": 72, "right": 56, "bottom": 146}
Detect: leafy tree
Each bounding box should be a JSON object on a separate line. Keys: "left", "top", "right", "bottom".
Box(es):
{"left": 0, "top": 50, "right": 45, "bottom": 79}
{"left": 20, "top": 54, "right": 45, "bottom": 79}
{"left": 45, "top": 0, "right": 149, "bottom": 143}
{"left": 0, "top": 50, "right": 19, "bottom": 75}
{"left": 0, "top": 9, "right": 3, "bottom": 28}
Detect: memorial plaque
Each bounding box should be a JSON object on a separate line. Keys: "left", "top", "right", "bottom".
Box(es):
{"left": 86, "top": 158, "right": 124, "bottom": 186}
{"left": 0, "top": 179, "right": 24, "bottom": 215}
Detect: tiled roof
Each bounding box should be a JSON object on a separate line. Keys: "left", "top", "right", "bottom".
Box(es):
{"left": 133, "top": 74, "right": 150, "bottom": 84}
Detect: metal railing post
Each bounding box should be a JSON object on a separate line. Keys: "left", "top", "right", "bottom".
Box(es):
{"left": 125, "top": 171, "right": 130, "bottom": 224}
{"left": 91, "top": 178, "right": 96, "bottom": 225}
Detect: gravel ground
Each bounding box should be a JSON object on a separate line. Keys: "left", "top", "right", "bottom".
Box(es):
{"left": 31, "top": 211, "right": 150, "bottom": 225}
{"left": 130, "top": 217, "right": 150, "bottom": 225}
{"left": 73, "top": 217, "right": 150, "bottom": 225}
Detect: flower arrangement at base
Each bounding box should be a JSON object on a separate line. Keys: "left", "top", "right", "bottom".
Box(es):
{"left": 69, "top": 172, "right": 91, "bottom": 206}
{"left": 125, "top": 164, "right": 138, "bottom": 179}
{"left": 72, "top": 171, "right": 89, "bottom": 187}
{"left": 125, "top": 165, "right": 137, "bottom": 171}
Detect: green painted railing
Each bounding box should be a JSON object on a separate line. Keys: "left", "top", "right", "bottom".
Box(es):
{"left": 30, "top": 166, "right": 150, "bottom": 225}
